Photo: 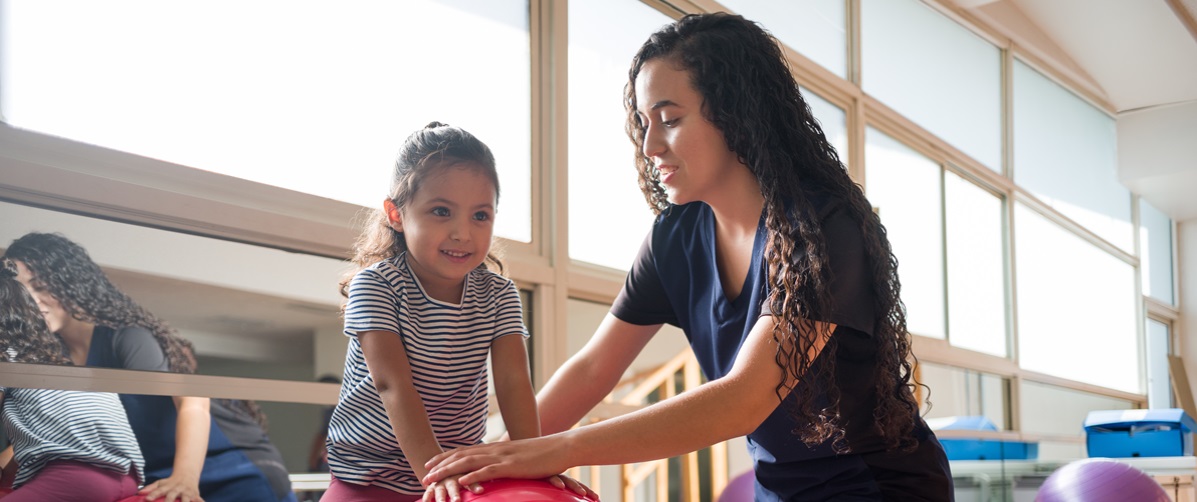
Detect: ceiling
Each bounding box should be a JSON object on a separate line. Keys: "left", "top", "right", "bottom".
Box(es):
{"left": 949, "top": 0, "right": 1197, "bottom": 221}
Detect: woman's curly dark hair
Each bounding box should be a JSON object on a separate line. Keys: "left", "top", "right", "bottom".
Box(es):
{"left": 0, "top": 258, "right": 73, "bottom": 366}
{"left": 625, "top": 12, "right": 921, "bottom": 452}
{"left": 4, "top": 232, "right": 268, "bottom": 429}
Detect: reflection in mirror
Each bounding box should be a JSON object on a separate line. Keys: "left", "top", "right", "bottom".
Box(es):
{"left": 0, "top": 200, "right": 350, "bottom": 382}
{"left": 0, "top": 200, "right": 354, "bottom": 496}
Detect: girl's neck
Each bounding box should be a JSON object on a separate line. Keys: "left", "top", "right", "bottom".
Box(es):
{"left": 57, "top": 317, "right": 96, "bottom": 365}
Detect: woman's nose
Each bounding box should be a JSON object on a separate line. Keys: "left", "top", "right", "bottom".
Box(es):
{"left": 642, "top": 123, "right": 665, "bottom": 158}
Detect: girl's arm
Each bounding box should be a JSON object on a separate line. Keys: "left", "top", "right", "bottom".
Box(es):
{"left": 424, "top": 315, "right": 831, "bottom": 485}
{"left": 535, "top": 314, "right": 662, "bottom": 435}
{"left": 140, "top": 396, "right": 210, "bottom": 502}
{"left": 490, "top": 334, "right": 539, "bottom": 441}
{"left": 358, "top": 329, "right": 443, "bottom": 481}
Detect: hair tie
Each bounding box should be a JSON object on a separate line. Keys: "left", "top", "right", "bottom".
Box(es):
{"left": 0, "top": 258, "right": 17, "bottom": 279}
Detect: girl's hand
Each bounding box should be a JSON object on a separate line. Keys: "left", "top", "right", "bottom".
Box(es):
{"left": 423, "top": 436, "right": 571, "bottom": 488}
{"left": 422, "top": 474, "right": 478, "bottom": 502}
{"left": 139, "top": 473, "right": 204, "bottom": 502}
{"left": 547, "top": 473, "right": 599, "bottom": 500}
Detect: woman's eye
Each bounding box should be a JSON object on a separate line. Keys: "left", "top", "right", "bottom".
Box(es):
{"left": 431, "top": 207, "right": 450, "bottom": 217}
{"left": 662, "top": 118, "right": 679, "bottom": 127}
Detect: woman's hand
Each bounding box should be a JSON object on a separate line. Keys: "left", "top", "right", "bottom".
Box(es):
{"left": 139, "top": 473, "right": 204, "bottom": 502}
{"left": 423, "top": 436, "right": 572, "bottom": 488}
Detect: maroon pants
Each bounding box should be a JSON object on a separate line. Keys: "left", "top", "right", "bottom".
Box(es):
{"left": 321, "top": 477, "right": 422, "bottom": 502}
{"left": 1, "top": 460, "right": 138, "bottom": 502}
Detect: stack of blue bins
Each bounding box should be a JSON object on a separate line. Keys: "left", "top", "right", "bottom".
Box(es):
{"left": 929, "top": 416, "right": 1038, "bottom": 461}
{"left": 1084, "top": 408, "right": 1196, "bottom": 458}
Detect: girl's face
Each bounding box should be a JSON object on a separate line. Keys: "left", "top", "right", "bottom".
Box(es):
{"left": 12, "top": 260, "right": 72, "bottom": 334}
{"left": 386, "top": 163, "right": 497, "bottom": 303}
{"left": 634, "top": 58, "right": 745, "bottom": 206}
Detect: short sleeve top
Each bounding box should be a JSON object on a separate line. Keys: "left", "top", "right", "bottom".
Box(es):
{"left": 328, "top": 252, "right": 528, "bottom": 495}
{"left": 610, "top": 196, "right": 892, "bottom": 488}
{"left": 0, "top": 386, "right": 145, "bottom": 489}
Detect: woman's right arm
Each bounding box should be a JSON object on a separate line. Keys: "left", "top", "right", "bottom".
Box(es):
{"left": 536, "top": 314, "right": 662, "bottom": 435}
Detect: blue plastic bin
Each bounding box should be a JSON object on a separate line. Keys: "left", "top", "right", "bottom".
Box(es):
{"left": 1085, "top": 408, "right": 1195, "bottom": 458}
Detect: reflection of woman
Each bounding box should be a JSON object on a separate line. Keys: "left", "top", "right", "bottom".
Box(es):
{"left": 425, "top": 13, "right": 952, "bottom": 501}
{"left": 0, "top": 257, "right": 145, "bottom": 501}
{"left": 5, "top": 232, "right": 295, "bottom": 502}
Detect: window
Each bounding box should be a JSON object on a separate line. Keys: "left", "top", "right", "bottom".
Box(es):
{"left": 945, "top": 172, "right": 1007, "bottom": 357}
{"left": 1140, "top": 198, "right": 1175, "bottom": 305}
{"left": 716, "top": 0, "right": 848, "bottom": 78}
{"left": 1146, "top": 318, "right": 1173, "bottom": 409}
{"left": 865, "top": 128, "right": 945, "bottom": 339}
{"left": 920, "top": 362, "right": 1009, "bottom": 431}
{"left": 805, "top": 89, "right": 848, "bottom": 164}
{"left": 1012, "top": 60, "right": 1130, "bottom": 252}
{"left": 2, "top": 1, "right": 533, "bottom": 241}
{"left": 861, "top": 0, "right": 1001, "bottom": 171}
{"left": 567, "top": 0, "right": 670, "bottom": 270}
{"left": 1014, "top": 203, "right": 1139, "bottom": 393}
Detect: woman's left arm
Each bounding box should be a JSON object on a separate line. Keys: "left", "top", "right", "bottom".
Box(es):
{"left": 425, "top": 316, "right": 832, "bottom": 486}
{"left": 140, "top": 396, "right": 210, "bottom": 502}
{"left": 491, "top": 334, "right": 540, "bottom": 441}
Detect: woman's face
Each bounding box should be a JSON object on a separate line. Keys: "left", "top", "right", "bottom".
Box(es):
{"left": 12, "top": 260, "right": 72, "bottom": 334}
{"left": 634, "top": 58, "right": 745, "bottom": 206}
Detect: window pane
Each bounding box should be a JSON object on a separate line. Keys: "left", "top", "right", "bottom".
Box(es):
{"left": 715, "top": 0, "right": 847, "bottom": 78}
{"left": 1020, "top": 381, "right": 1134, "bottom": 459}
{"left": 945, "top": 173, "right": 1006, "bottom": 357}
{"left": 1013, "top": 60, "right": 1130, "bottom": 252}
{"left": 861, "top": 0, "right": 1001, "bottom": 171}
{"left": 1015, "top": 203, "right": 1139, "bottom": 392}
{"left": 920, "top": 362, "right": 1008, "bottom": 430}
{"left": 805, "top": 89, "right": 848, "bottom": 165}
{"left": 1140, "top": 199, "right": 1175, "bottom": 305}
{"left": 1147, "top": 318, "right": 1172, "bottom": 409}
{"left": 568, "top": 0, "right": 669, "bottom": 270}
{"left": 3, "top": 1, "right": 533, "bottom": 242}
{"left": 866, "top": 128, "right": 944, "bottom": 339}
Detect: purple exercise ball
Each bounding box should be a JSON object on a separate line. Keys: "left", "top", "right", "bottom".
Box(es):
{"left": 1035, "top": 458, "right": 1170, "bottom": 502}
{"left": 717, "top": 470, "right": 755, "bottom": 502}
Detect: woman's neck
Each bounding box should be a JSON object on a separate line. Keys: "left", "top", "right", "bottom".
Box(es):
{"left": 57, "top": 317, "right": 96, "bottom": 365}
{"left": 706, "top": 167, "right": 765, "bottom": 239}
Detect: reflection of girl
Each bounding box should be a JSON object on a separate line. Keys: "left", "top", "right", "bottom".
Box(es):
{"left": 0, "top": 257, "right": 145, "bottom": 501}
{"left": 5, "top": 233, "right": 295, "bottom": 502}
{"left": 426, "top": 13, "right": 952, "bottom": 501}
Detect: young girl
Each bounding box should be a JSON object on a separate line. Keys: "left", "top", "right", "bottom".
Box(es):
{"left": 4, "top": 233, "right": 295, "bottom": 502}
{"left": 424, "top": 13, "right": 954, "bottom": 501}
{"left": 325, "top": 122, "right": 540, "bottom": 502}
{"left": 0, "top": 257, "right": 145, "bottom": 501}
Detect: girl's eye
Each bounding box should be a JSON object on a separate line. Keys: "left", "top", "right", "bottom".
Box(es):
{"left": 662, "top": 118, "right": 679, "bottom": 127}
{"left": 473, "top": 211, "right": 491, "bottom": 222}
{"left": 431, "top": 207, "right": 450, "bottom": 217}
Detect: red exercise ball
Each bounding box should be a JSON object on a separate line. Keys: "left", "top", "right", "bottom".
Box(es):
{"left": 462, "top": 478, "right": 598, "bottom": 502}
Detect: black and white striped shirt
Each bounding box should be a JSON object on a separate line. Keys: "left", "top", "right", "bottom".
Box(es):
{"left": 327, "top": 253, "right": 527, "bottom": 494}
{"left": 0, "top": 387, "right": 145, "bottom": 488}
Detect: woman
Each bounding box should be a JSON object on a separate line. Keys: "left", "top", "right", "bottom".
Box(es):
{"left": 424, "top": 13, "right": 953, "bottom": 501}
{"left": 5, "top": 232, "right": 296, "bottom": 502}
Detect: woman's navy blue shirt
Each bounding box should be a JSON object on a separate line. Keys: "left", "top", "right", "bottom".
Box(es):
{"left": 86, "top": 325, "right": 295, "bottom": 501}
{"left": 611, "top": 198, "right": 954, "bottom": 501}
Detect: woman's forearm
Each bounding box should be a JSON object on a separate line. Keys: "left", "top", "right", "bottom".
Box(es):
{"left": 172, "top": 396, "right": 211, "bottom": 482}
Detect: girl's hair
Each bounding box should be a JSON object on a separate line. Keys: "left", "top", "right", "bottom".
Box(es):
{"left": 625, "top": 13, "right": 921, "bottom": 452}
{"left": 340, "top": 121, "right": 505, "bottom": 297}
{"left": 0, "top": 257, "right": 73, "bottom": 366}
{"left": 3, "top": 232, "right": 269, "bottom": 429}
